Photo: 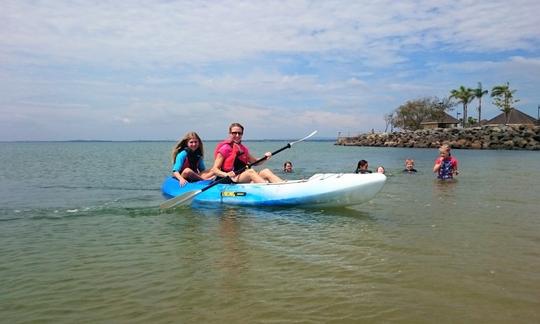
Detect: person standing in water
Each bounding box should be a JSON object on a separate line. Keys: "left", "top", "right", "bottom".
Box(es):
{"left": 433, "top": 144, "right": 458, "bottom": 180}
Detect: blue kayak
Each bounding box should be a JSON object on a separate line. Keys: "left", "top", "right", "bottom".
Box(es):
{"left": 161, "top": 173, "right": 386, "bottom": 208}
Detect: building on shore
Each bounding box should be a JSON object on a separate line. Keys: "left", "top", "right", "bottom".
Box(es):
{"left": 485, "top": 108, "right": 538, "bottom": 127}
{"left": 420, "top": 112, "right": 459, "bottom": 129}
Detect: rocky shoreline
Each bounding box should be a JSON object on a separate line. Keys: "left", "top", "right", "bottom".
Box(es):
{"left": 336, "top": 125, "right": 540, "bottom": 150}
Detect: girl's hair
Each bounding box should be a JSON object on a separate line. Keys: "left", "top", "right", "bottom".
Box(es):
{"left": 357, "top": 159, "right": 368, "bottom": 168}
{"left": 228, "top": 122, "right": 244, "bottom": 133}
{"left": 171, "top": 132, "right": 204, "bottom": 165}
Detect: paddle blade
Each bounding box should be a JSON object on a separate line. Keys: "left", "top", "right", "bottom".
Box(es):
{"left": 159, "top": 190, "right": 201, "bottom": 209}
{"left": 290, "top": 130, "right": 317, "bottom": 145}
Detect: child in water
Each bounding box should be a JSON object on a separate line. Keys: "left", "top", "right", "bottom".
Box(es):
{"left": 433, "top": 144, "right": 458, "bottom": 180}
{"left": 403, "top": 159, "right": 417, "bottom": 173}
{"left": 355, "top": 160, "right": 372, "bottom": 174}
{"left": 283, "top": 161, "right": 293, "bottom": 173}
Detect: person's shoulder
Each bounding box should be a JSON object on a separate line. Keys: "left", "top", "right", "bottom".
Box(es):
{"left": 217, "top": 141, "right": 232, "bottom": 152}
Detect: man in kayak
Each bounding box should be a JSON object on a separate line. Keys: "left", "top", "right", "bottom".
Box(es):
{"left": 171, "top": 131, "right": 215, "bottom": 186}
{"left": 211, "top": 123, "right": 284, "bottom": 184}
{"left": 433, "top": 144, "right": 458, "bottom": 180}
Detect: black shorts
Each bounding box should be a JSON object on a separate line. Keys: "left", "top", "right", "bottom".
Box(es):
{"left": 215, "top": 176, "right": 234, "bottom": 184}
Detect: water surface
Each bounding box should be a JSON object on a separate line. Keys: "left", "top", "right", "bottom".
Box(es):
{"left": 1, "top": 141, "right": 539, "bottom": 323}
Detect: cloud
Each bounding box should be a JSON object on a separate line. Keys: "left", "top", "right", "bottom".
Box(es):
{"left": 1, "top": 0, "right": 539, "bottom": 140}
{"left": 3, "top": 0, "right": 539, "bottom": 66}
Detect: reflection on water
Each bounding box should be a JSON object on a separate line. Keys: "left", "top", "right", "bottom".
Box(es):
{"left": 217, "top": 210, "right": 244, "bottom": 284}
{"left": 432, "top": 178, "right": 458, "bottom": 206}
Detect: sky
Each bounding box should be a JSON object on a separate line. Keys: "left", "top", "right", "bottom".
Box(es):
{"left": 1, "top": 0, "right": 540, "bottom": 141}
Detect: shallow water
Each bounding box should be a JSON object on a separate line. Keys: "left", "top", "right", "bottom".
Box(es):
{"left": 1, "top": 141, "right": 539, "bottom": 323}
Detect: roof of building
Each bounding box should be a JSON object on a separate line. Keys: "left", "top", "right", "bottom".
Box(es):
{"left": 421, "top": 112, "right": 459, "bottom": 125}
{"left": 485, "top": 108, "right": 538, "bottom": 125}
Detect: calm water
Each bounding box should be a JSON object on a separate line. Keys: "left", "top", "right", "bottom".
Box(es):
{"left": 1, "top": 141, "right": 539, "bottom": 323}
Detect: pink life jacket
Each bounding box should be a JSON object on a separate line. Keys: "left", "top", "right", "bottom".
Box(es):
{"left": 214, "top": 140, "right": 250, "bottom": 172}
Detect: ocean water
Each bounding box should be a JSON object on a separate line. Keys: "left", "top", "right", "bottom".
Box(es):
{"left": 1, "top": 141, "right": 539, "bottom": 323}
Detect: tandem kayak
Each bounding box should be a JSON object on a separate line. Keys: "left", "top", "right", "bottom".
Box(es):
{"left": 161, "top": 173, "right": 386, "bottom": 208}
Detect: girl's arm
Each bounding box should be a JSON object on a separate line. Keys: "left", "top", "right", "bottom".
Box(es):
{"left": 433, "top": 157, "right": 442, "bottom": 173}
{"left": 172, "top": 151, "right": 188, "bottom": 186}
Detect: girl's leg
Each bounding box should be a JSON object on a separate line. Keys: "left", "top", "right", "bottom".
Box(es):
{"left": 181, "top": 168, "right": 203, "bottom": 181}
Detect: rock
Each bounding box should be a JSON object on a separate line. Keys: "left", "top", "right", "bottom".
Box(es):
{"left": 471, "top": 141, "right": 482, "bottom": 149}
{"left": 335, "top": 126, "right": 539, "bottom": 150}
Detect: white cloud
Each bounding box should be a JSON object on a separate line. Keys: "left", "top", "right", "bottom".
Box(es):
{"left": 1, "top": 0, "right": 539, "bottom": 140}
{"left": 3, "top": 0, "right": 539, "bottom": 66}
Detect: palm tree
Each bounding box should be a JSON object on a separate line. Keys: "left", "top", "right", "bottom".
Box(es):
{"left": 472, "top": 82, "right": 488, "bottom": 126}
{"left": 491, "top": 82, "right": 519, "bottom": 125}
{"left": 450, "top": 86, "right": 475, "bottom": 127}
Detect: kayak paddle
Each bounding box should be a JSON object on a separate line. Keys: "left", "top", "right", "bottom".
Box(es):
{"left": 159, "top": 130, "right": 318, "bottom": 209}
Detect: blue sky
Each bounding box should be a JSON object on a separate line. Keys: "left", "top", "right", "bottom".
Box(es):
{"left": 1, "top": 0, "right": 539, "bottom": 141}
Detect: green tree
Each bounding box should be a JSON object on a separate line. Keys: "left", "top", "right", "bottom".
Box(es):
{"left": 450, "top": 86, "right": 475, "bottom": 127}
{"left": 491, "top": 82, "right": 519, "bottom": 125}
{"left": 472, "top": 82, "right": 488, "bottom": 125}
{"left": 391, "top": 97, "right": 452, "bottom": 131}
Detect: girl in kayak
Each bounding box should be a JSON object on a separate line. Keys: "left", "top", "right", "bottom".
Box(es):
{"left": 433, "top": 144, "right": 458, "bottom": 180}
{"left": 171, "top": 132, "right": 214, "bottom": 186}
{"left": 212, "top": 123, "right": 283, "bottom": 183}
